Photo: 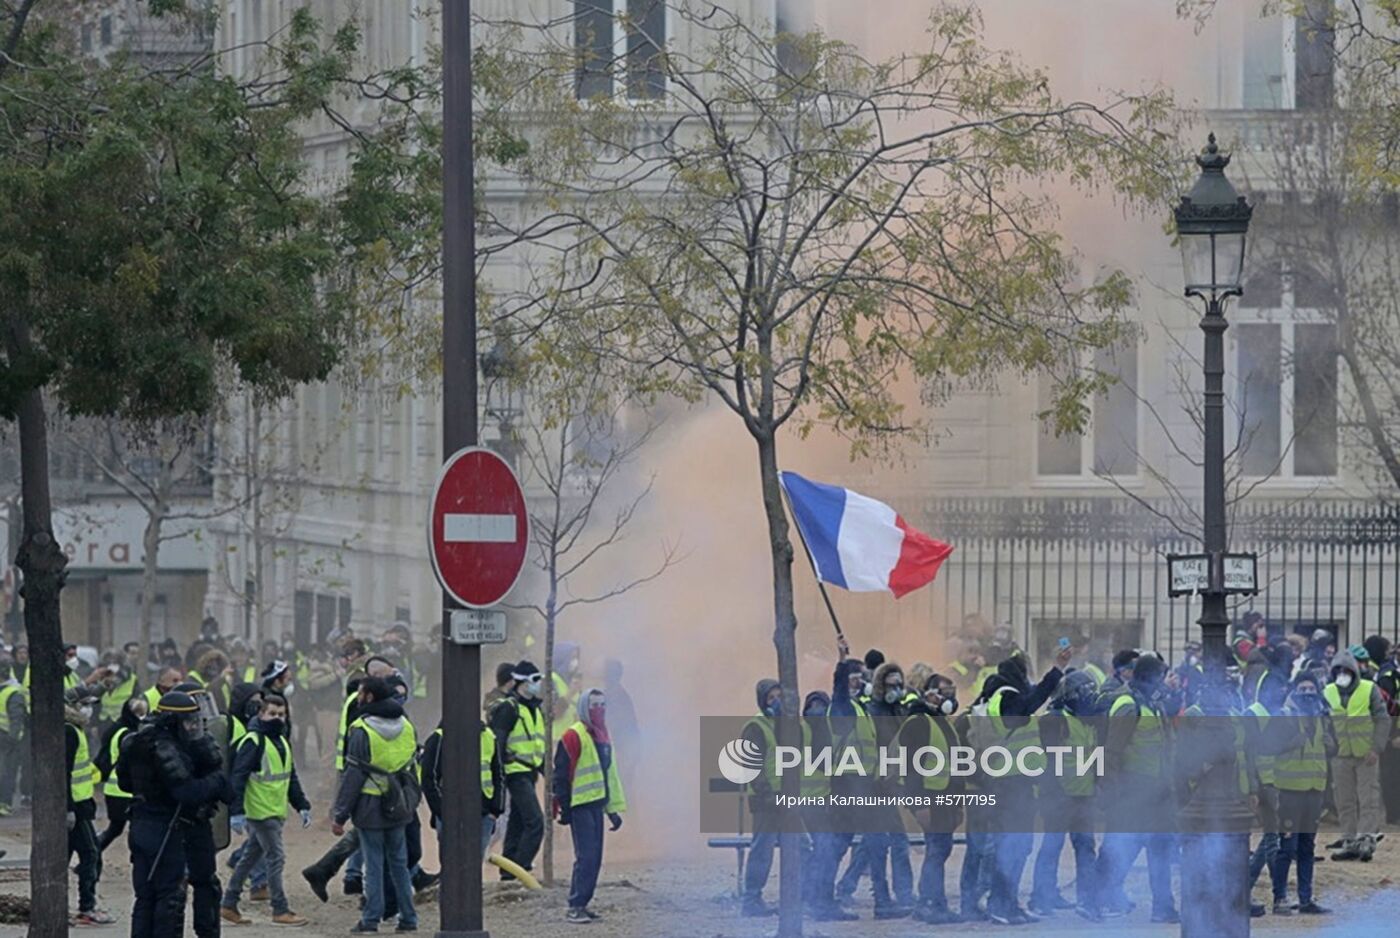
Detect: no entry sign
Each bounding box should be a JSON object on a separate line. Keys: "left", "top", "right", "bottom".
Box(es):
{"left": 429, "top": 447, "right": 529, "bottom": 609}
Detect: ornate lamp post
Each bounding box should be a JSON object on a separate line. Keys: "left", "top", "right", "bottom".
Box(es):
{"left": 1172, "top": 133, "right": 1254, "bottom": 938}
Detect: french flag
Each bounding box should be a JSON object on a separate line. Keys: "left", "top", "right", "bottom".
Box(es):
{"left": 779, "top": 471, "right": 954, "bottom": 598}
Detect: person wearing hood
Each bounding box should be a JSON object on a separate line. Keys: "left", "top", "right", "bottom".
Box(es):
{"left": 980, "top": 645, "right": 1070, "bottom": 926}
{"left": 66, "top": 687, "right": 111, "bottom": 925}
{"left": 96, "top": 696, "right": 148, "bottom": 854}
{"left": 333, "top": 676, "right": 419, "bottom": 934}
{"left": 1030, "top": 669, "right": 1100, "bottom": 920}
{"left": 221, "top": 694, "right": 312, "bottom": 927}
{"left": 897, "top": 673, "right": 963, "bottom": 925}
{"left": 1094, "top": 650, "right": 1139, "bottom": 713}
{"left": 1098, "top": 654, "right": 1177, "bottom": 923}
{"left": 552, "top": 688, "right": 626, "bottom": 925}
{"left": 738, "top": 678, "right": 784, "bottom": 917}
{"left": 486, "top": 660, "right": 548, "bottom": 880}
{"left": 0, "top": 659, "right": 27, "bottom": 817}
{"left": 1267, "top": 673, "right": 1336, "bottom": 915}
{"left": 1325, "top": 648, "right": 1388, "bottom": 861}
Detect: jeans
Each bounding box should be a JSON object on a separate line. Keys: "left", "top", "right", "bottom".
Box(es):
{"left": 811, "top": 832, "right": 853, "bottom": 907}
{"left": 346, "top": 848, "right": 363, "bottom": 884}
{"left": 68, "top": 813, "right": 102, "bottom": 913}
{"left": 224, "top": 818, "right": 289, "bottom": 914}
{"left": 888, "top": 831, "right": 915, "bottom": 905}
{"left": 743, "top": 829, "right": 777, "bottom": 901}
{"left": 502, "top": 772, "right": 544, "bottom": 872}
{"left": 359, "top": 826, "right": 416, "bottom": 930}
{"left": 1099, "top": 832, "right": 1175, "bottom": 915}
{"left": 568, "top": 803, "right": 605, "bottom": 910}
{"left": 1031, "top": 830, "right": 1097, "bottom": 908}
{"left": 1271, "top": 832, "right": 1316, "bottom": 905}
{"left": 918, "top": 832, "right": 953, "bottom": 911}
{"left": 433, "top": 814, "right": 496, "bottom": 861}
{"left": 959, "top": 829, "right": 994, "bottom": 914}
{"left": 228, "top": 837, "right": 269, "bottom": 890}
{"left": 858, "top": 832, "right": 894, "bottom": 905}
{"left": 1248, "top": 832, "right": 1280, "bottom": 888}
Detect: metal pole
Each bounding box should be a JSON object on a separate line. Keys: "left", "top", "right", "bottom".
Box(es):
{"left": 439, "top": 1, "right": 487, "bottom": 936}
{"left": 1200, "top": 297, "right": 1230, "bottom": 666}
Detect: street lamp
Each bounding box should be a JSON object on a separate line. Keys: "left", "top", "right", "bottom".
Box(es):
{"left": 1172, "top": 133, "right": 1254, "bottom": 938}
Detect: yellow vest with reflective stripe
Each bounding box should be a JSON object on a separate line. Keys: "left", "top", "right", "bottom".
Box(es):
{"left": 904, "top": 713, "right": 951, "bottom": 792}
{"left": 70, "top": 726, "right": 96, "bottom": 802}
{"left": 104, "top": 726, "right": 132, "bottom": 797}
{"left": 1274, "top": 715, "right": 1327, "bottom": 792}
{"left": 504, "top": 702, "right": 545, "bottom": 774}
{"left": 1110, "top": 693, "right": 1165, "bottom": 778}
{"left": 0, "top": 685, "right": 23, "bottom": 735}
{"left": 828, "top": 700, "right": 878, "bottom": 775}
{"left": 430, "top": 726, "right": 496, "bottom": 800}
{"left": 1246, "top": 702, "right": 1274, "bottom": 787}
{"left": 988, "top": 686, "right": 1045, "bottom": 775}
{"left": 100, "top": 674, "right": 137, "bottom": 722}
{"left": 568, "top": 721, "right": 626, "bottom": 812}
{"left": 743, "top": 715, "right": 821, "bottom": 796}
{"left": 354, "top": 716, "right": 417, "bottom": 795}
{"left": 1055, "top": 712, "right": 1096, "bottom": 796}
{"left": 1083, "top": 663, "right": 1107, "bottom": 688}
{"left": 335, "top": 693, "right": 356, "bottom": 771}
{"left": 241, "top": 731, "right": 293, "bottom": 820}
{"left": 143, "top": 686, "right": 163, "bottom": 712}
{"left": 1323, "top": 681, "right": 1376, "bottom": 759}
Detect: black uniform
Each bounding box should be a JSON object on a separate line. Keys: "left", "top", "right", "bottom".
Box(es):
{"left": 118, "top": 717, "right": 230, "bottom": 938}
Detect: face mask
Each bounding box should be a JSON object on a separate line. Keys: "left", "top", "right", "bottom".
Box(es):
{"left": 1294, "top": 692, "right": 1318, "bottom": 709}
{"left": 940, "top": 697, "right": 957, "bottom": 715}
{"left": 79, "top": 706, "right": 94, "bottom": 720}
{"left": 66, "top": 657, "right": 79, "bottom": 671}
{"left": 262, "top": 718, "right": 284, "bottom": 735}
{"left": 806, "top": 703, "right": 828, "bottom": 717}
{"left": 884, "top": 686, "right": 903, "bottom": 704}
{"left": 765, "top": 699, "right": 782, "bottom": 718}
{"left": 861, "top": 681, "right": 873, "bottom": 699}
{"left": 1186, "top": 655, "right": 1199, "bottom": 668}
{"left": 1336, "top": 672, "right": 1354, "bottom": 689}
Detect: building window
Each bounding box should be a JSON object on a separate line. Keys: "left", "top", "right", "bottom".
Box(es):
{"left": 1242, "top": 14, "right": 1285, "bottom": 109}
{"left": 1294, "top": 0, "right": 1334, "bottom": 110}
{"left": 1036, "top": 341, "right": 1139, "bottom": 478}
{"left": 1232, "top": 258, "right": 1339, "bottom": 479}
{"left": 1240, "top": 3, "right": 1334, "bottom": 110}
{"left": 576, "top": 0, "right": 665, "bottom": 100}
{"left": 81, "top": 24, "right": 93, "bottom": 52}
{"left": 100, "top": 15, "right": 112, "bottom": 47}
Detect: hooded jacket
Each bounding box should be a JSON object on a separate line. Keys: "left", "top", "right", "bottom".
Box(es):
{"left": 552, "top": 686, "right": 619, "bottom": 818}
{"left": 741, "top": 680, "right": 782, "bottom": 797}
{"left": 867, "top": 663, "right": 906, "bottom": 743}
{"left": 979, "top": 655, "right": 1063, "bottom": 717}
{"left": 229, "top": 715, "right": 310, "bottom": 818}
{"left": 333, "top": 697, "right": 415, "bottom": 829}
{"left": 1329, "top": 650, "right": 1389, "bottom": 755}
{"left": 227, "top": 683, "right": 263, "bottom": 732}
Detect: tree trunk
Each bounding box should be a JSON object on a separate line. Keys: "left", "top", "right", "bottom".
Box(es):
{"left": 541, "top": 591, "right": 557, "bottom": 887}
{"left": 139, "top": 505, "right": 165, "bottom": 685}
{"left": 250, "top": 398, "right": 265, "bottom": 650}
{"left": 15, "top": 388, "right": 70, "bottom": 938}
{"left": 756, "top": 428, "right": 803, "bottom": 938}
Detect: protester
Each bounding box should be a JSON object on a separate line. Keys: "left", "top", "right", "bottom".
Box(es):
{"left": 553, "top": 688, "right": 627, "bottom": 924}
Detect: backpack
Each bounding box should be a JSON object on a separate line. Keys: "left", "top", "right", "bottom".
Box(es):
{"left": 352, "top": 754, "right": 422, "bottom": 824}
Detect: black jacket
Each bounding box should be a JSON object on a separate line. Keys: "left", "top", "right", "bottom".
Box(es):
{"left": 229, "top": 719, "right": 310, "bottom": 818}
{"left": 119, "top": 722, "right": 231, "bottom": 821}
{"left": 332, "top": 699, "right": 415, "bottom": 830}
{"left": 487, "top": 695, "right": 542, "bottom": 774}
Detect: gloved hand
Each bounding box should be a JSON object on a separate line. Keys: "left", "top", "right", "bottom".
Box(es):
{"left": 300, "top": 809, "right": 313, "bottom": 829}
{"left": 231, "top": 814, "right": 247, "bottom": 835}
{"left": 608, "top": 812, "right": 623, "bottom": 831}
{"left": 557, "top": 810, "right": 571, "bottom": 827}
{"left": 66, "top": 811, "right": 75, "bottom": 831}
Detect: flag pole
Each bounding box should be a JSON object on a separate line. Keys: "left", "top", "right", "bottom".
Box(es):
{"left": 779, "top": 478, "right": 846, "bottom": 642}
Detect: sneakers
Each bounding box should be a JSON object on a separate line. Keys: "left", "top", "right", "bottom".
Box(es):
{"left": 872, "top": 902, "right": 910, "bottom": 920}
{"left": 1331, "top": 840, "right": 1362, "bottom": 861}
{"left": 565, "top": 908, "right": 591, "bottom": 925}
{"left": 1027, "top": 899, "right": 1055, "bottom": 917}
{"left": 272, "top": 912, "right": 309, "bottom": 927}
{"left": 395, "top": 924, "right": 417, "bottom": 933}
{"left": 1075, "top": 904, "right": 1102, "bottom": 923}
{"left": 1297, "top": 901, "right": 1331, "bottom": 915}
{"left": 302, "top": 868, "right": 330, "bottom": 904}
{"left": 1272, "top": 901, "right": 1295, "bottom": 916}
{"left": 73, "top": 910, "right": 115, "bottom": 927}
{"left": 411, "top": 870, "right": 440, "bottom": 893}
{"left": 1250, "top": 903, "right": 1266, "bottom": 918}
{"left": 739, "top": 899, "right": 775, "bottom": 917}
{"left": 220, "top": 907, "right": 250, "bottom": 926}
{"left": 582, "top": 909, "right": 601, "bottom": 921}
{"left": 349, "top": 924, "right": 377, "bottom": 934}
{"left": 250, "top": 887, "right": 271, "bottom": 902}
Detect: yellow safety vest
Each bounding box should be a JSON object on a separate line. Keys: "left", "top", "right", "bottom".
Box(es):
{"left": 988, "top": 686, "right": 1045, "bottom": 776}
{"left": 1323, "top": 681, "right": 1376, "bottom": 759}
{"left": 0, "top": 685, "right": 24, "bottom": 735}
{"left": 335, "top": 693, "right": 357, "bottom": 771}
{"left": 70, "top": 726, "right": 96, "bottom": 803}
{"left": 143, "top": 686, "right": 163, "bottom": 712}
{"left": 743, "top": 714, "right": 820, "bottom": 797}
{"left": 828, "top": 700, "right": 878, "bottom": 776}
{"left": 100, "top": 674, "right": 137, "bottom": 722}
{"left": 1273, "top": 715, "right": 1327, "bottom": 792}
{"left": 568, "top": 721, "right": 626, "bottom": 813}
{"left": 27, "top": 669, "right": 81, "bottom": 693}
{"left": 241, "top": 732, "right": 293, "bottom": 820}
{"left": 904, "top": 713, "right": 951, "bottom": 792}
{"left": 504, "top": 701, "right": 545, "bottom": 775}
{"left": 1246, "top": 702, "right": 1274, "bottom": 787}
{"left": 1055, "top": 712, "right": 1096, "bottom": 797}
{"left": 430, "top": 726, "right": 496, "bottom": 800}
{"left": 1083, "top": 663, "right": 1107, "bottom": 689}
{"left": 1110, "top": 693, "right": 1165, "bottom": 778}
{"left": 104, "top": 726, "right": 132, "bottom": 797}
{"left": 353, "top": 716, "right": 418, "bottom": 796}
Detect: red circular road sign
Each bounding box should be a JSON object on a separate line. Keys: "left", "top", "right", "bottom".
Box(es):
{"left": 428, "top": 447, "right": 529, "bottom": 609}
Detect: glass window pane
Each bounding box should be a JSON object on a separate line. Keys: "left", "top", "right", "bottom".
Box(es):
{"left": 1093, "top": 343, "right": 1139, "bottom": 476}
{"left": 1292, "top": 260, "right": 1337, "bottom": 308}
{"left": 1038, "top": 372, "right": 1082, "bottom": 476}
{"left": 576, "top": 0, "right": 614, "bottom": 99}
{"left": 1237, "top": 323, "right": 1282, "bottom": 475}
{"left": 1240, "top": 255, "right": 1283, "bottom": 308}
{"left": 1242, "top": 15, "right": 1285, "bottom": 109}
{"left": 1293, "top": 324, "right": 1338, "bottom": 476}
{"left": 1295, "top": 1, "right": 1335, "bottom": 110}
{"left": 626, "top": 0, "right": 665, "bottom": 99}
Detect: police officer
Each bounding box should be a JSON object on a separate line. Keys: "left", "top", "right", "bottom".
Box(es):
{"left": 119, "top": 691, "right": 230, "bottom": 938}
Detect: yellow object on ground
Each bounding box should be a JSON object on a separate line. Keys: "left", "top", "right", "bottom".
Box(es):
{"left": 487, "top": 854, "right": 542, "bottom": 890}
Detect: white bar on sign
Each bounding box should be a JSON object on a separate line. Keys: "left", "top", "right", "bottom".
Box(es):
{"left": 444, "top": 513, "right": 517, "bottom": 543}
